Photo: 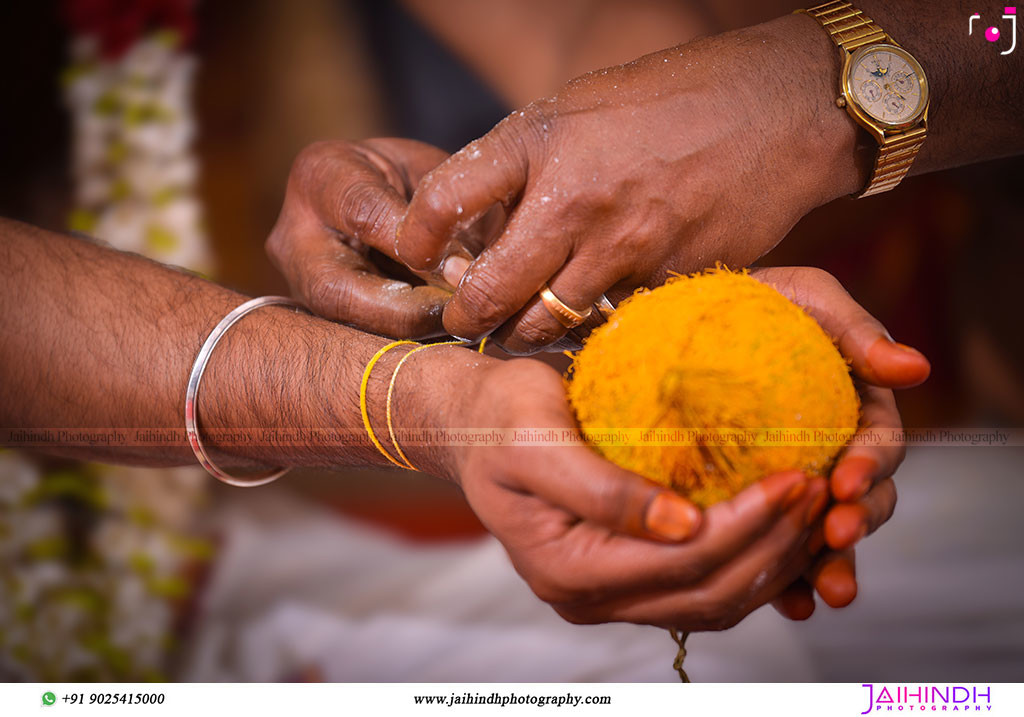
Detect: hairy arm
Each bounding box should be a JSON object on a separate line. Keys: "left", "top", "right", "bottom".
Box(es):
{"left": 808, "top": 0, "right": 1024, "bottom": 194}
{"left": 0, "top": 217, "right": 473, "bottom": 476}
{"left": 5, "top": 219, "right": 885, "bottom": 625}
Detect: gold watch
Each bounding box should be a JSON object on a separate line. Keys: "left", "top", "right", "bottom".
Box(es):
{"left": 799, "top": 1, "right": 929, "bottom": 198}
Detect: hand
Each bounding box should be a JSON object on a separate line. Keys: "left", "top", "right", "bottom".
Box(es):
{"left": 266, "top": 138, "right": 455, "bottom": 339}
{"left": 748, "top": 267, "right": 931, "bottom": 619}
{"left": 434, "top": 356, "right": 830, "bottom": 629}
{"left": 396, "top": 14, "right": 862, "bottom": 352}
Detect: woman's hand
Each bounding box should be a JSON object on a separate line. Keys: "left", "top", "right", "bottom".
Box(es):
{"left": 748, "top": 267, "right": 930, "bottom": 619}
{"left": 417, "top": 355, "right": 829, "bottom": 629}
{"left": 265, "top": 138, "right": 455, "bottom": 339}
{"left": 395, "top": 14, "right": 863, "bottom": 352}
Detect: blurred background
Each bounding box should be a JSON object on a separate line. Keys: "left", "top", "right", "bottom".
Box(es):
{"left": 1, "top": 0, "right": 1021, "bottom": 682}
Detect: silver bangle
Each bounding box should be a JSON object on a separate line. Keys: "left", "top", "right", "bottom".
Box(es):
{"left": 185, "top": 296, "right": 307, "bottom": 487}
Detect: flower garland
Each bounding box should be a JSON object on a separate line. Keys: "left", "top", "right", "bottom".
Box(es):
{"left": 63, "top": 0, "right": 211, "bottom": 271}
{"left": 0, "top": 0, "right": 213, "bottom": 681}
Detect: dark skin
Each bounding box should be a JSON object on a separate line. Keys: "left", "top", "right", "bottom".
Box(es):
{"left": 3, "top": 217, "right": 906, "bottom": 630}
{"left": 281, "top": 1, "right": 1023, "bottom": 350}
{"left": 2, "top": 218, "right": 924, "bottom": 628}
{"left": 396, "top": 6, "right": 1024, "bottom": 352}
{"left": 268, "top": 0, "right": 1013, "bottom": 618}
{"left": 272, "top": 0, "right": 1023, "bottom": 358}
{"left": 266, "top": 138, "right": 455, "bottom": 340}
{"left": 266, "top": 133, "right": 929, "bottom": 618}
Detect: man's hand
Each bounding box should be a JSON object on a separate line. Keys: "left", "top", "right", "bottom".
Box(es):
{"left": 438, "top": 357, "right": 828, "bottom": 629}
{"left": 266, "top": 138, "right": 455, "bottom": 339}
{"left": 395, "top": 15, "right": 862, "bottom": 351}
{"left": 749, "top": 267, "right": 930, "bottom": 619}
{"left": 391, "top": 264, "right": 925, "bottom": 627}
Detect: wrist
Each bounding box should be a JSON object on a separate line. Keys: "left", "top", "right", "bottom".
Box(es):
{"left": 742, "top": 13, "right": 872, "bottom": 207}
{"left": 202, "top": 306, "right": 407, "bottom": 471}
{"left": 391, "top": 344, "right": 498, "bottom": 483}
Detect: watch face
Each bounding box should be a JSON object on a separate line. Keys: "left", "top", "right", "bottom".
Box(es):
{"left": 846, "top": 44, "right": 928, "bottom": 127}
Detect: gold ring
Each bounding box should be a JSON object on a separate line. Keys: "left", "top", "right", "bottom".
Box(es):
{"left": 539, "top": 283, "right": 592, "bottom": 329}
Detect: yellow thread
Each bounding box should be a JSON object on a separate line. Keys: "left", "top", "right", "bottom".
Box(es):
{"left": 478, "top": 337, "right": 488, "bottom": 353}
{"left": 360, "top": 340, "right": 416, "bottom": 468}
{"left": 385, "top": 340, "right": 463, "bottom": 470}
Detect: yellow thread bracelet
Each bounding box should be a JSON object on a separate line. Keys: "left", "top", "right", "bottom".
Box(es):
{"left": 360, "top": 340, "right": 416, "bottom": 468}
{"left": 363, "top": 337, "right": 488, "bottom": 471}
{"left": 385, "top": 340, "right": 464, "bottom": 470}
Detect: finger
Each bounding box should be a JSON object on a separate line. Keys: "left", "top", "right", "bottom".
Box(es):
{"left": 514, "top": 441, "right": 702, "bottom": 542}
{"left": 810, "top": 549, "right": 858, "bottom": 608}
{"left": 559, "top": 478, "right": 828, "bottom": 628}
{"left": 397, "top": 112, "right": 533, "bottom": 272}
{"left": 489, "top": 247, "right": 625, "bottom": 354}
{"left": 268, "top": 143, "right": 451, "bottom": 335}
{"left": 831, "top": 383, "right": 903, "bottom": 501}
{"left": 288, "top": 141, "right": 413, "bottom": 260}
{"left": 283, "top": 238, "right": 449, "bottom": 338}
{"left": 754, "top": 267, "right": 930, "bottom": 388}
{"left": 440, "top": 203, "right": 574, "bottom": 342}
{"left": 515, "top": 469, "right": 812, "bottom": 602}
{"left": 825, "top": 476, "right": 896, "bottom": 551}
{"left": 771, "top": 579, "right": 816, "bottom": 621}
{"left": 362, "top": 138, "right": 451, "bottom": 189}
{"left": 822, "top": 502, "right": 868, "bottom": 551}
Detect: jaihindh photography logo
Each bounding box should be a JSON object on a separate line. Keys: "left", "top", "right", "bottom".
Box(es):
{"left": 861, "top": 684, "right": 993, "bottom": 713}
{"left": 969, "top": 7, "right": 1018, "bottom": 54}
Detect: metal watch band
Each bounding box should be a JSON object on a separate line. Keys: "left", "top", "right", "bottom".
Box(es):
{"left": 801, "top": 1, "right": 926, "bottom": 197}
{"left": 859, "top": 126, "right": 927, "bottom": 197}
{"left": 803, "top": 1, "right": 887, "bottom": 51}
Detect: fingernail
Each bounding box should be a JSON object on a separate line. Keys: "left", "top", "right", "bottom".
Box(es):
{"left": 892, "top": 341, "right": 926, "bottom": 358}
{"left": 645, "top": 492, "right": 701, "bottom": 541}
{"left": 867, "top": 336, "right": 931, "bottom": 387}
{"left": 817, "top": 558, "right": 858, "bottom": 608}
{"left": 782, "top": 481, "right": 808, "bottom": 511}
{"left": 832, "top": 455, "right": 877, "bottom": 501}
{"left": 442, "top": 255, "right": 471, "bottom": 288}
{"left": 805, "top": 485, "right": 829, "bottom": 528}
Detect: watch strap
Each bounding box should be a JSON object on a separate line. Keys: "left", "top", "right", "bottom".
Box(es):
{"left": 801, "top": 1, "right": 888, "bottom": 51}
{"left": 858, "top": 125, "right": 927, "bottom": 197}
{"left": 800, "top": 1, "right": 927, "bottom": 198}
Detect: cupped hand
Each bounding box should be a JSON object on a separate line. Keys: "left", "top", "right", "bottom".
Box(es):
{"left": 266, "top": 138, "right": 456, "bottom": 339}
{"left": 446, "top": 357, "right": 830, "bottom": 629}
{"left": 748, "top": 267, "right": 930, "bottom": 619}
{"left": 396, "top": 15, "right": 859, "bottom": 352}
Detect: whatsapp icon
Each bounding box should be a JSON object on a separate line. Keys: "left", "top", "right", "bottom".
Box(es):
{"left": 42, "top": 692, "right": 56, "bottom": 706}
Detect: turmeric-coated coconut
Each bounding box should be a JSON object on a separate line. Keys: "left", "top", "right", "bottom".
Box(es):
{"left": 567, "top": 269, "right": 860, "bottom": 508}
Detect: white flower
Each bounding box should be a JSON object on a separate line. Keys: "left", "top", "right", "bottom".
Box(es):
{"left": 93, "top": 202, "right": 149, "bottom": 253}
{"left": 0, "top": 452, "right": 39, "bottom": 506}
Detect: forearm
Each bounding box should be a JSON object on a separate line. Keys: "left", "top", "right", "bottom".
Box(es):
{"left": 0, "top": 218, "right": 480, "bottom": 477}
{"left": 698, "top": 3, "right": 1023, "bottom": 207}
{"left": 853, "top": 1, "right": 1023, "bottom": 173}
{"left": 780, "top": 0, "right": 1023, "bottom": 200}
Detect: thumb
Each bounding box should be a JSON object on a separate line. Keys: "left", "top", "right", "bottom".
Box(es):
{"left": 518, "top": 442, "right": 702, "bottom": 542}
{"left": 756, "top": 267, "right": 930, "bottom": 388}
{"left": 397, "top": 111, "right": 533, "bottom": 273}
